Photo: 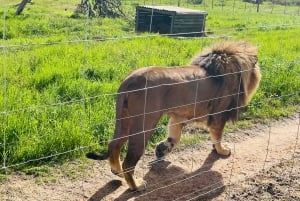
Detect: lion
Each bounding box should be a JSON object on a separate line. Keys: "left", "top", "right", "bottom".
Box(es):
{"left": 86, "top": 41, "right": 261, "bottom": 191}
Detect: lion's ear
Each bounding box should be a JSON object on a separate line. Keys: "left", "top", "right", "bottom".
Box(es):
{"left": 198, "top": 55, "right": 212, "bottom": 69}
{"left": 199, "top": 53, "right": 224, "bottom": 76}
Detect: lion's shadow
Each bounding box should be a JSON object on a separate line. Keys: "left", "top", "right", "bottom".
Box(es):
{"left": 88, "top": 150, "right": 227, "bottom": 201}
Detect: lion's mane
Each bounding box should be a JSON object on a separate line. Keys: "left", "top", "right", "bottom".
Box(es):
{"left": 190, "top": 41, "right": 261, "bottom": 123}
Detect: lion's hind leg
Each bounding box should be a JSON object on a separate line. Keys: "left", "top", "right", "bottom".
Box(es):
{"left": 209, "top": 120, "right": 231, "bottom": 156}
{"left": 107, "top": 138, "right": 127, "bottom": 178}
{"left": 122, "top": 130, "right": 151, "bottom": 191}
{"left": 122, "top": 113, "right": 161, "bottom": 191}
{"left": 122, "top": 139, "right": 148, "bottom": 191}
{"left": 108, "top": 108, "right": 132, "bottom": 178}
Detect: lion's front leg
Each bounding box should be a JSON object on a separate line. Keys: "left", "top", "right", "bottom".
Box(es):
{"left": 155, "top": 115, "right": 185, "bottom": 159}
{"left": 212, "top": 141, "right": 231, "bottom": 156}
{"left": 209, "top": 121, "right": 231, "bottom": 156}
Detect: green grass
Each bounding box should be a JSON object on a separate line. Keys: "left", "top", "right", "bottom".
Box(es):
{"left": 0, "top": 0, "right": 299, "bottom": 171}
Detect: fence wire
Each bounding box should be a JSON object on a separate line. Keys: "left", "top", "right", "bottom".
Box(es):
{"left": 1, "top": 1, "right": 300, "bottom": 201}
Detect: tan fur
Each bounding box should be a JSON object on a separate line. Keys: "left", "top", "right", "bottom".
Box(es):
{"left": 87, "top": 41, "right": 261, "bottom": 191}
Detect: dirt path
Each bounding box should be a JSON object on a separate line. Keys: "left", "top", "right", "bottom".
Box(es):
{"left": 1, "top": 114, "right": 299, "bottom": 201}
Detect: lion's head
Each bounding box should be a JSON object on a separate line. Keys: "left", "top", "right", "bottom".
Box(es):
{"left": 190, "top": 41, "right": 261, "bottom": 122}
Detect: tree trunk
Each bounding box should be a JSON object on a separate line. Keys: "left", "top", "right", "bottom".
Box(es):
{"left": 16, "top": 0, "right": 30, "bottom": 15}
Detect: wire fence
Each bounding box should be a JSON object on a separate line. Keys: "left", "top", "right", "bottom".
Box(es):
{"left": 1, "top": 0, "right": 300, "bottom": 200}
{"left": 121, "top": 0, "right": 300, "bottom": 15}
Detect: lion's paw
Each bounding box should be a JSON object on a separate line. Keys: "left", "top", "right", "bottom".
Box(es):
{"left": 213, "top": 143, "right": 231, "bottom": 156}
{"left": 155, "top": 138, "right": 174, "bottom": 159}
{"left": 134, "top": 178, "right": 147, "bottom": 191}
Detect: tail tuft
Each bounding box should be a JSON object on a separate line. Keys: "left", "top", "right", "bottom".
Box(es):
{"left": 86, "top": 152, "right": 109, "bottom": 160}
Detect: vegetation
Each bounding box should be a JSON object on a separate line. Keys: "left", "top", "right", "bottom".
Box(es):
{"left": 76, "top": 0, "right": 124, "bottom": 17}
{"left": 0, "top": 0, "right": 299, "bottom": 171}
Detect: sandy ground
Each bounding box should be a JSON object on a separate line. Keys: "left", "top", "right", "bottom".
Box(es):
{"left": 1, "top": 113, "right": 299, "bottom": 201}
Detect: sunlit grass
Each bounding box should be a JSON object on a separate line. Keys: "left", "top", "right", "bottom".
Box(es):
{"left": 0, "top": 0, "right": 299, "bottom": 170}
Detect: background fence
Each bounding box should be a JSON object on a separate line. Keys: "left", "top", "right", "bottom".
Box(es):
{"left": 1, "top": 0, "right": 299, "bottom": 200}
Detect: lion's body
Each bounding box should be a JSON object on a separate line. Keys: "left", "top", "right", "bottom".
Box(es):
{"left": 119, "top": 66, "right": 216, "bottom": 123}
{"left": 86, "top": 41, "right": 261, "bottom": 191}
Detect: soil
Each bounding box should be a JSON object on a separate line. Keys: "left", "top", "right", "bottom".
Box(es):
{"left": 1, "top": 113, "right": 299, "bottom": 201}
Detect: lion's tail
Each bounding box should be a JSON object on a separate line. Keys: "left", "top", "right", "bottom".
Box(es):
{"left": 85, "top": 77, "right": 133, "bottom": 162}
{"left": 86, "top": 151, "right": 109, "bottom": 160}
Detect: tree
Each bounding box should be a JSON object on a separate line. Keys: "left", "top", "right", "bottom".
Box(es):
{"left": 75, "top": 0, "right": 95, "bottom": 17}
{"left": 77, "top": 0, "right": 124, "bottom": 17}
{"left": 15, "top": 0, "right": 31, "bottom": 15}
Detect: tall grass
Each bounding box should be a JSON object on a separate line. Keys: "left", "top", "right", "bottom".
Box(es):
{"left": 0, "top": 0, "right": 299, "bottom": 170}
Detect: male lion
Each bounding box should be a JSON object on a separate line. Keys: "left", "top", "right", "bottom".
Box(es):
{"left": 86, "top": 41, "right": 261, "bottom": 191}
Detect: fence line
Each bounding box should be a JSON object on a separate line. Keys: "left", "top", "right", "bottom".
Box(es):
{"left": 0, "top": 90, "right": 297, "bottom": 150}
{"left": 0, "top": 91, "right": 298, "bottom": 171}
{"left": 288, "top": 112, "right": 300, "bottom": 197}
{"left": 1, "top": 0, "right": 8, "bottom": 179}
{"left": 7, "top": 112, "right": 296, "bottom": 200}
{"left": 0, "top": 66, "right": 257, "bottom": 115}
{"left": 1, "top": 23, "right": 300, "bottom": 49}
{"left": 1, "top": 1, "right": 300, "bottom": 200}
{"left": 122, "top": 0, "right": 300, "bottom": 15}
{"left": 225, "top": 111, "right": 300, "bottom": 200}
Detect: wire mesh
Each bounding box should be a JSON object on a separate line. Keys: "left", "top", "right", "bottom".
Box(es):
{"left": 1, "top": 0, "right": 299, "bottom": 200}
